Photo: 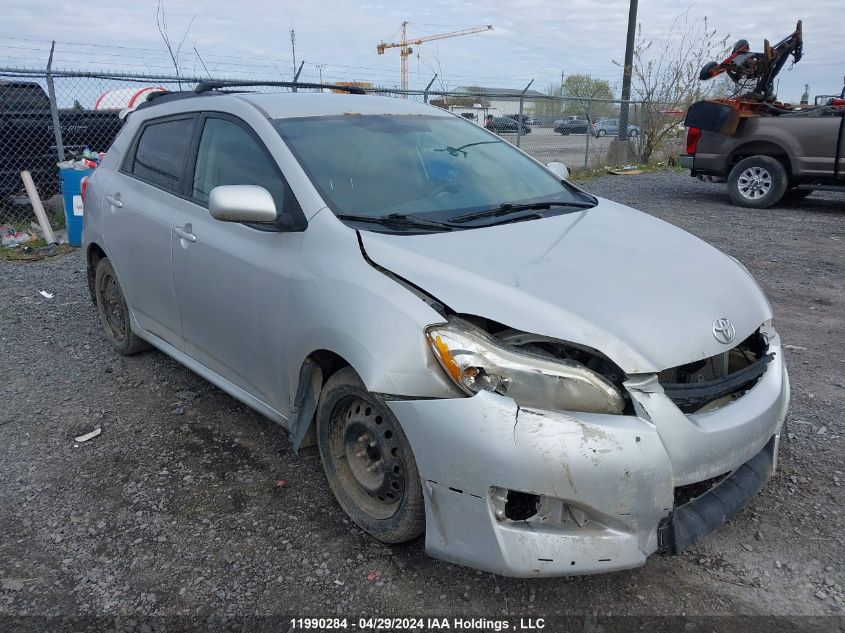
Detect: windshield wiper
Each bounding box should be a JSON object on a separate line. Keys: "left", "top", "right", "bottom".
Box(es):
{"left": 335, "top": 213, "right": 457, "bottom": 231}
{"left": 449, "top": 200, "right": 595, "bottom": 224}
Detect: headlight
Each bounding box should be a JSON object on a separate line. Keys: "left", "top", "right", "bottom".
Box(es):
{"left": 426, "top": 319, "right": 625, "bottom": 414}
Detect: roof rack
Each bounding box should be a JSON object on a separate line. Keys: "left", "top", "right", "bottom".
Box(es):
{"left": 132, "top": 89, "right": 211, "bottom": 112}
{"left": 144, "top": 90, "right": 193, "bottom": 103}
{"left": 194, "top": 80, "right": 367, "bottom": 95}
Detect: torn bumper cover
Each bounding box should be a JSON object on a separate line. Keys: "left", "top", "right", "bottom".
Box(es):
{"left": 658, "top": 435, "right": 777, "bottom": 555}
{"left": 387, "top": 336, "right": 788, "bottom": 577}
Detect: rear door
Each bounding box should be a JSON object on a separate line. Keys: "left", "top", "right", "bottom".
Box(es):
{"left": 103, "top": 114, "right": 197, "bottom": 348}
{"left": 787, "top": 116, "right": 843, "bottom": 177}
{"left": 171, "top": 113, "right": 304, "bottom": 414}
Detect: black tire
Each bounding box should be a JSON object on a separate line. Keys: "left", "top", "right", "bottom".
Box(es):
{"left": 597, "top": 129, "right": 607, "bottom": 137}
{"left": 87, "top": 262, "right": 98, "bottom": 305}
{"left": 732, "top": 39, "right": 749, "bottom": 53}
{"left": 727, "top": 156, "right": 789, "bottom": 208}
{"left": 628, "top": 128, "right": 639, "bottom": 138}
{"left": 699, "top": 61, "right": 718, "bottom": 80}
{"left": 316, "top": 367, "right": 425, "bottom": 544}
{"left": 94, "top": 258, "right": 151, "bottom": 355}
{"left": 784, "top": 188, "right": 813, "bottom": 200}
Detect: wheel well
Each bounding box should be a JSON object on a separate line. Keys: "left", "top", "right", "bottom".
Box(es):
{"left": 729, "top": 142, "right": 792, "bottom": 177}
{"left": 308, "top": 350, "right": 350, "bottom": 385}
{"left": 86, "top": 243, "right": 107, "bottom": 304}
{"left": 290, "top": 350, "right": 351, "bottom": 452}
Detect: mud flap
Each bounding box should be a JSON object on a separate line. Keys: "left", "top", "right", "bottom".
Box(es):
{"left": 658, "top": 435, "right": 775, "bottom": 555}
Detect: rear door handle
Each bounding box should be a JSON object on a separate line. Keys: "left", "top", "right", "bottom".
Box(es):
{"left": 105, "top": 193, "right": 122, "bottom": 208}
{"left": 173, "top": 226, "right": 196, "bottom": 243}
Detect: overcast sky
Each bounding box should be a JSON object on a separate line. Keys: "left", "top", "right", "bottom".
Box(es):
{"left": 2, "top": 0, "right": 843, "bottom": 102}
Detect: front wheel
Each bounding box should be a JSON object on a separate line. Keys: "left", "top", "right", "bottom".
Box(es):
{"left": 316, "top": 367, "right": 425, "bottom": 544}
{"left": 597, "top": 129, "right": 607, "bottom": 137}
{"left": 727, "top": 156, "right": 788, "bottom": 208}
{"left": 628, "top": 129, "right": 639, "bottom": 138}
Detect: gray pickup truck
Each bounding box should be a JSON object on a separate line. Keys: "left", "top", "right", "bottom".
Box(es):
{"left": 681, "top": 107, "right": 845, "bottom": 208}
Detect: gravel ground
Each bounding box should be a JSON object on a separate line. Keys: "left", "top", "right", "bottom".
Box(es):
{"left": 1, "top": 171, "right": 843, "bottom": 629}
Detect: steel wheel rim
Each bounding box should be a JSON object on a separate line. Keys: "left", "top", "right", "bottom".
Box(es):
{"left": 737, "top": 166, "right": 773, "bottom": 200}
{"left": 100, "top": 273, "right": 126, "bottom": 340}
{"left": 329, "top": 396, "right": 406, "bottom": 519}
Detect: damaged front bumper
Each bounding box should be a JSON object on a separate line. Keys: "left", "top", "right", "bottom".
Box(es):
{"left": 387, "top": 334, "right": 788, "bottom": 577}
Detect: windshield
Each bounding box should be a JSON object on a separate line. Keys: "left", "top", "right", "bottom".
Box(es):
{"left": 273, "top": 114, "right": 580, "bottom": 220}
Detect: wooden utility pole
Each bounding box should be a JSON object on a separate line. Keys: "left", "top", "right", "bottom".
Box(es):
{"left": 618, "top": 0, "right": 638, "bottom": 140}
{"left": 290, "top": 29, "right": 296, "bottom": 78}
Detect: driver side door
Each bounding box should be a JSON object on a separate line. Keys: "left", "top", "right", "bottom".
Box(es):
{"left": 171, "top": 113, "right": 305, "bottom": 417}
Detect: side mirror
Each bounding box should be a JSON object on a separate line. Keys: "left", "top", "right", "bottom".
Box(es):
{"left": 546, "top": 162, "right": 570, "bottom": 180}
{"left": 209, "top": 185, "right": 278, "bottom": 223}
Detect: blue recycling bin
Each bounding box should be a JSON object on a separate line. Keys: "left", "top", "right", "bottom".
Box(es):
{"left": 59, "top": 167, "right": 93, "bottom": 247}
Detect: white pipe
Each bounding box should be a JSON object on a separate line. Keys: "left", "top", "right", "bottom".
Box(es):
{"left": 20, "top": 171, "right": 57, "bottom": 245}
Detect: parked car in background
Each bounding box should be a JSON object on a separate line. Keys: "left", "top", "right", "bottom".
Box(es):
{"left": 553, "top": 115, "right": 578, "bottom": 127}
{"left": 594, "top": 118, "right": 640, "bottom": 138}
{"left": 554, "top": 118, "right": 594, "bottom": 135}
{"left": 0, "top": 80, "right": 122, "bottom": 204}
{"left": 489, "top": 116, "right": 531, "bottom": 134}
{"left": 84, "top": 85, "right": 788, "bottom": 578}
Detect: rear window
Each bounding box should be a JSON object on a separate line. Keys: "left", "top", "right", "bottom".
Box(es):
{"left": 0, "top": 84, "right": 49, "bottom": 111}
{"left": 130, "top": 117, "right": 194, "bottom": 192}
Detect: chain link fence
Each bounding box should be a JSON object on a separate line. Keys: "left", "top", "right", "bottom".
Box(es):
{"left": 358, "top": 87, "right": 682, "bottom": 171}
{"left": 1, "top": 66, "right": 687, "bottom": 243}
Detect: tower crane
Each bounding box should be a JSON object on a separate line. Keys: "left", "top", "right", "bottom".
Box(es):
{"left": 377, "top": 22, "right": 493, "bottom": 93}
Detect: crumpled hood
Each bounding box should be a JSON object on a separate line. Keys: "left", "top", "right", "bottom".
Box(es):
{"left": 360, "top": 198, "right": 772, "bottom": 373}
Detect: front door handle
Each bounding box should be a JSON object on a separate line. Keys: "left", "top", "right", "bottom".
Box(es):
{"left": 173, "top": 226, "right": 196, "bottom": 243}
{"left": 105, "top": 193, "right": 123, "bottom": 208}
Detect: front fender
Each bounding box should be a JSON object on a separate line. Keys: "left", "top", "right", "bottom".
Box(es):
{"left": 286, "top": 210, "right": 461, "bottom": 403}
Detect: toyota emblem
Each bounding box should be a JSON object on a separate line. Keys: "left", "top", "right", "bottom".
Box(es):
{"left": 712, "top": 317, "right": 736, "bottom": 344}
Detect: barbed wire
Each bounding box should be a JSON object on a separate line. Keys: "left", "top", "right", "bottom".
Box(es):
{"left": 0, "top": 35, "right": 623, "bottom": 93}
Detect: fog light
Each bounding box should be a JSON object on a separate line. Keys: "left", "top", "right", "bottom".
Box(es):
{"left": 490, "top": 487, "right": 603, "bottom": 530}
{"left": 504, "top": 490, "right": 539, "bottom": 521}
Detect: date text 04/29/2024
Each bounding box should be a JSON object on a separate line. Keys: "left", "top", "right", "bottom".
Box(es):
{"left": 289, "top": 617, "right": 547, "bottom": 630}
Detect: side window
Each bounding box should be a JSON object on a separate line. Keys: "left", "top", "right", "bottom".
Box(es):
{"left": 192, "top": 117, "right": 287, "bottom": 213}
{"left": 130, "top": 118, "right": 194, "bottom": 192}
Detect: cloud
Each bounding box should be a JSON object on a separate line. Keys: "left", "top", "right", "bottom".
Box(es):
{"left": 1, "top": 0, "right": 841, "bottom": 100}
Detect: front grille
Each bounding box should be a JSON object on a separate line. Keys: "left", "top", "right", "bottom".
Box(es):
{"left": 658, "top": 353, "right": 728, "bottom": 384}
{"left": 658, "top": 330, "right": 770, "bottom": 413}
